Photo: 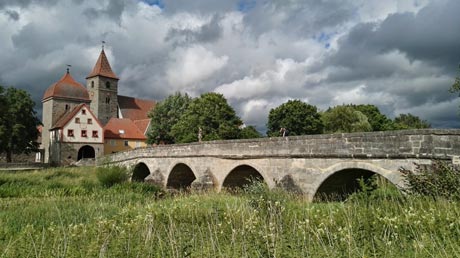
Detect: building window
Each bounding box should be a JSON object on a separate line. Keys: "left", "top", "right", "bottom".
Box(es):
{"left": 75, "top": 117, "right": 80, "bottom": 124}
{"left": 135, "top": 141, "right": 141, "bottom": 148}
{"left": 88, "top": 118, "right": 92, "bottom": 124}
{"left": 67, "top": 129, "right": 74, "bottom": 137}
{"left": 124, "top": 140, "right": 129, "bottom": 147}
{"left": 105, "top": 97, "right": 110, "bottom": 104}
{"left": 110, "top": 140, "right": 116, "bottom": 146}
{"left": 81, "top": 130, "right": 87, "bottom": 137}
{"left": 92, "top": 130, "right": 98, "bottom": 138}
{"left": 82, "top": 109, "right": 86, "bottom": 115}
{"left": 65, "top": 104, "right": 70, "bottom": 110}
{"left": 91, "top": 81, "right": 94, "bottom": 88}
{"left": 106, "top": 81, "right": 110, "bottom": 89}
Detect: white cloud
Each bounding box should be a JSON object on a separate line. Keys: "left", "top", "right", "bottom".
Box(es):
{"left": 166, "top": 45, "right": 228, "bottom": 89}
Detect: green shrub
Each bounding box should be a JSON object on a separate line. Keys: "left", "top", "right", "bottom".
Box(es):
{"left": 347, "top": 175, "right": 404, "bottom": 203}
{"left": 244, "top": 180, "right": 291, "bottom": 216}
{"left": 401, "top": 161, "right": 460, "bottom": 200}
{"left": 96, "top": 166, "right": 129, "bottom": 187}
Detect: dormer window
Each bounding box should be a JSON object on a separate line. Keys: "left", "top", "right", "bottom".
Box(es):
{"left": 106, "top": 81, "right": 110, "bottom": 89}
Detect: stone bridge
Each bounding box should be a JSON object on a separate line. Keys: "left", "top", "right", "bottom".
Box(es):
{"left": 104, "top": 129, "right": 460, "bottom": 201}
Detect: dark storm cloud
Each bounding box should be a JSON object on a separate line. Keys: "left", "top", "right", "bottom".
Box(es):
{"left": 316, "top": 0, "right": 460, "bottom": 128}
{"left": 83, "top": 0, "right": 127, "bottom": 23}
{"left": 243, "top": 0, "right": 356, "bottom": 37}
{"left": 165, "top": 14, "right": 223, "bottom": 45}
{"left": 11, "top": 24, "right": 60, "bottom": 58}
{"left": 0, "top": 0, "right": 32, "bottom": 9}
{"left": 4, "top": 10, "right": 19, "bottom": 21}
{"left": 375, "top": 1, "right": 460, "bottom": 70}
{"left": 159, "top": 0, "right": 239, "bottom": 14}
{"left": 0, "top": 0, "right": 58, "bottom": 9}
{"left": 329, "top": 0, "right": 460, "bottom": 77}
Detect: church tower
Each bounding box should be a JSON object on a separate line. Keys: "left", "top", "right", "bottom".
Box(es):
{"left": 86, "top": 48, "right": 119, "bottom": 125}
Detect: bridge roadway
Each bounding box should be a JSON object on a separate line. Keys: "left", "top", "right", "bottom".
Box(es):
{"left": 104, "top": 129, "right": 460, "bottom": 201}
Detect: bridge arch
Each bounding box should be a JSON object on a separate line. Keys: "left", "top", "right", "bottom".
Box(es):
{"left": 166, "top": 163, "right": 196, "bottom": 190}
{"left": 222, "top": 164, "right": 266, "bottom": 190}
{"left": 312, "top": 162, "right": 403, "bottom": 202}
{"left": 131, "top": 162, "right": 150, "bottom": 182}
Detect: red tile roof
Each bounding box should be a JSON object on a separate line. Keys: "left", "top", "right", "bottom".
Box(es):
{"left": 104, "top": 118, "right": 147, "bottom": 140}
{"left": 118, "top": 95, "right": 156, "bottom": 121}
{"left": 51, "top": 103, "right": 101, "bottom": 129}
{"left": 43, "top": 72, "right": 90, "bottom": 101}
{"left": 133, "top": 119, "right": 150, "bottom": 135}
{"left": 86, "top": 49, "right": 119, "bottom": 80}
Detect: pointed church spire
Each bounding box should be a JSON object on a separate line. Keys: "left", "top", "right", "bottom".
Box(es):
{"left": 86, "top": 47, "right": 119, "bottom": 80}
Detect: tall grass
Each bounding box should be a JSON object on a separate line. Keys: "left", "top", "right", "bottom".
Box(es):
{"left": 1, "top": 167, "right": 460, "bottom": 257}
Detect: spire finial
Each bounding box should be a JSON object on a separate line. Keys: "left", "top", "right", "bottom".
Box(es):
{"left": 102, "top": 40, "right": 106, "bottom": 50}
{"left": 66, "top": 64, "right": 72, "bottom": 74}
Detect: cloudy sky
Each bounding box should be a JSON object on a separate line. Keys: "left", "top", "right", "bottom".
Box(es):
{"left": 1, "top": 0, "right": 459, "bottom": 132}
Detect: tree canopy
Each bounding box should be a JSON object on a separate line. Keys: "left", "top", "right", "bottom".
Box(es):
{"left": 266, "top": 100, "right": 323, "bottom": 136}
{"left": 322, "top": 105, "right": 372, "bottom": 133}
{"left": 450, "top": 65, "right": 460, "bottom": 113}
{"left": 147, "top": 92, "right": 191, "bottom": 144}
{"left": 240, "top": 125, "right": 262, "bottom": 139}
{"left": 171, "top": 93, "right": 243, "bottom": 143}
{"left": 352, "top": 104, "right": 393, "bottom": 131}
{"left": 392, "top": 113, "right": 431, "bottom": 130}
{"left": 0, "top": 86, "right": 41, "bottom": 162}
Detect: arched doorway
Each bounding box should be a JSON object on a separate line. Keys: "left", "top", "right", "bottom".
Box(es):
{"left": 77, "top": 145, "right": 95, "bottom": 160}
{"left": 132, "top": 163, "right": 150, "bottom": 182}
{"left": 167, "top": 163, "right": 196, "bottom": 190}
{"left": 313, "top": 168, "right": 394, "bottom": 202}
{"left": 222, "top": 165, "right": 265, "bottom": 189}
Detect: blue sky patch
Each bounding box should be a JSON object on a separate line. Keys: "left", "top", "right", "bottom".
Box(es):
{"left": 238, "top": 0, "right": 257, "bottom": 12}
{"left": 142, "top": 0, "right": 164, "bottom": 9}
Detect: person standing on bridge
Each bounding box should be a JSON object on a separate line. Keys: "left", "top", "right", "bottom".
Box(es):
{"left": 280, "top": 127, "right": 288, "bottom": 137}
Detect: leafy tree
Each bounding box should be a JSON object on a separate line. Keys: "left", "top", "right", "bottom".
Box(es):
{"left": 352, "top": 104, "right": 393, "bottom": 131}
{"left": 171, "top": 92, "right": 242, "bottom": 143}
{"left": 266, "top": 100, "right": 323, "bottom": 136}
{"left": 0, "top": 86, "right": 41, "bottom": 162}
{"left": 392, "top": 113, "right": 430, "bottom": 129}
{"left": 322, "top": 105, "right": 372, "bottom": 133}
{"left": 147, "top": 92, "right": 191, "bottom": 144}
{"left": 450, "top": 65, "right": 460, "bottom": 112}
{"left": 240, "top": 125, "right": 262, "bottom": 139}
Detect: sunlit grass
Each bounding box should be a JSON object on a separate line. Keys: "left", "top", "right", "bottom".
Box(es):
{"left": 1, "top": 167, "right": 460, "bottom": 257}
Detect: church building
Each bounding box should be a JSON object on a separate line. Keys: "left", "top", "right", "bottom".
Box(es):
{"left": 41, "top": 48, "right": 155, "bottom": 165}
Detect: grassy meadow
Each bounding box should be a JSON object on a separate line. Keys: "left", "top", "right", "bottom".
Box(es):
{"left": 1, "top": 167, "right": 460, "bottom": 257}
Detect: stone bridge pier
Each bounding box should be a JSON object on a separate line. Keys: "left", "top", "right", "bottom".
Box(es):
{"left": 104, "top": 129, "right": 460, "bottom": 201}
